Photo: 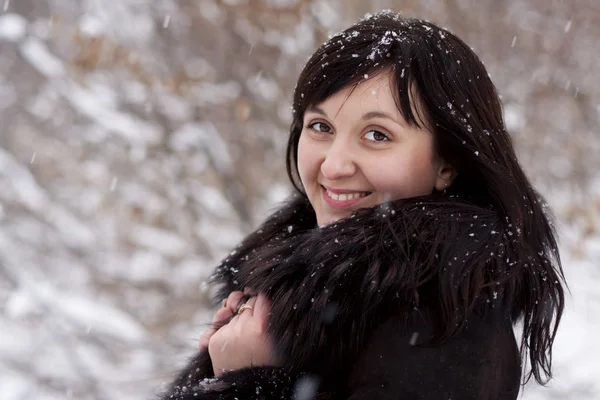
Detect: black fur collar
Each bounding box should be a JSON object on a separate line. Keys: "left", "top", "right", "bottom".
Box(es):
{"left": 209, "top": 193, "right": 525, "bottom": 377}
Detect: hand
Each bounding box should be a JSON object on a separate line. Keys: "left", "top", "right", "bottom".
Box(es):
{"left": 198, "top": 291, "right": 245, "bottom": 351}
{"left": 208, "top": 292, "right": 281, "bottom": 376}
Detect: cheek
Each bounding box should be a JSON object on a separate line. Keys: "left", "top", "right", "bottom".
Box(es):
{"left": 366, "top": 153, "right": 439, "bottom": 196}
{"left": 297, "top": 136, "right": 318, "bottom": 185}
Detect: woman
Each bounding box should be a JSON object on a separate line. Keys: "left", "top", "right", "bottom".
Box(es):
{"left": 158, "top": 11, "right": 564, "bottom": 399}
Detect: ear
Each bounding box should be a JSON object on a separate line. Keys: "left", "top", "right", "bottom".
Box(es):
{"left": 434, "top": 159, "right": 457, "bottom": 191}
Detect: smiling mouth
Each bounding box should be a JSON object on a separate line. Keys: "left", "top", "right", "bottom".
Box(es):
{"left": 321, "top": 186, "right": 372, "bottom": 207}
{"left": 325, "top": 188, "right": 370, "bottom": 201}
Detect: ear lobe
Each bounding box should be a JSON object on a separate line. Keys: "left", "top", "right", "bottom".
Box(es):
{"left": 434, "top": 161, "right": 457, "bottom": 191}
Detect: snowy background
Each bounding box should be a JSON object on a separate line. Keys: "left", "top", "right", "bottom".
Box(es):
{"left": 0, "top": 0, "right": 598, "bottom": 399}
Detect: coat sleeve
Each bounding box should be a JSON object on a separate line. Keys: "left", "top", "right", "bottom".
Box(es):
{"left": 345, "top": 313, "right": 522, "bottom": 400}
{"left": 157, "top": 315, "right": 521, "bottom": 400}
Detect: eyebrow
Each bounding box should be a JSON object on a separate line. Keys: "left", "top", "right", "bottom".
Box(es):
{"left": 306, "top": 105, "right": 402, "bottom": 125}
{"left": 362, "top": 111, "right": 398, "bottom": 123}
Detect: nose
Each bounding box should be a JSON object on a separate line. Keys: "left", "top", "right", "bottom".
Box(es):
{"left": 320, "top": 138, "right": 356, "bottom": 181}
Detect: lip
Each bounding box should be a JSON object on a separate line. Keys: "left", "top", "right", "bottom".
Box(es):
{"left": 321, "top": 185, "right": 371, "bottom": 208}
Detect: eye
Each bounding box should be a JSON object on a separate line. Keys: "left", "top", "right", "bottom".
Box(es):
{"left": 363, "top": 130, "right": 390, "bottom": 142}
{"left": 307, "top": 122, "right": 332, "bottom": 133}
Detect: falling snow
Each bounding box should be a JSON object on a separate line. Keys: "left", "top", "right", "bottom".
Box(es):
{"left": 0, "top": 2, "right": 597, "bottom": 400}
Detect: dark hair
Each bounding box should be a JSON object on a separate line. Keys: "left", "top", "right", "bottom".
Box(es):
{"left": 285, "top": 11, "right": 564, "bottom": 385}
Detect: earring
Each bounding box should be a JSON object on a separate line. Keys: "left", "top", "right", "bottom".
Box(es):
{"left": 441, "top": 182, "right": 449, "bottom": 194}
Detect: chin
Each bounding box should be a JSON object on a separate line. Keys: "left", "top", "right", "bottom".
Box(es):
{"left": 317, "top": 214, "right": 346, "bottom": 228}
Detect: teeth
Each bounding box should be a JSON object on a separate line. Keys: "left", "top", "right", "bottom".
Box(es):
{"left": 326, "top": 189, "right": 369, "bottom": 201}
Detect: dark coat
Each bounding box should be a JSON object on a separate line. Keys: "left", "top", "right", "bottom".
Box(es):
{"left": 158, "top": 194, "right": 532, "bottom": 399}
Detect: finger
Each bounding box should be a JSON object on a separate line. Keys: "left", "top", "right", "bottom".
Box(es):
{"left": 199, "top": 306, "right": 234, "bottom": 350}
{"left": 201, "top": 296, "right": 239, "bottom": 351}
{"left": 229, "top": 297, "right": 255, "bottom": 330}
{"left": 226, "top": 291, "right": 245, "bottom": 315}
{"left": 199, "top": 322, "right": 218, "bottom": 351}
{"left": 213, "top": 304, "right": 234, "bottom": 323}
{"left": 237, "top": 296, "right": 257, "bottom": 321}
{"left": 226, "top": 295, "right": 251, "bottom": 329}
{"left": 199, "top": 326, "right": 214, "bottom": 350}
{"left": 252, "top": 292, "right": 272, "bottom": 318}
{"left": 225, "top": 291, "right": 244, "bottom": 309}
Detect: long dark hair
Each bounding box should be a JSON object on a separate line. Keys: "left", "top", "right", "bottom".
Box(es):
{"left": 284, "top": 11, "right": 564, "bottom": 385}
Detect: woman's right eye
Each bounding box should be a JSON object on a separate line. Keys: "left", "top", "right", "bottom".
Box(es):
{"left": 307, "top": 122, "right": 332, "bottom": 133}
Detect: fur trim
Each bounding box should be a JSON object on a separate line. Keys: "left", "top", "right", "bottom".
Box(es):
{"left": 163, "top": 366, "right": 300, "bottom": 400}
{"left": 158, "top": 193, "right": 561, "bottom": 398}
{"left": 212, "top": 194, "right": 528, "bottom": 374}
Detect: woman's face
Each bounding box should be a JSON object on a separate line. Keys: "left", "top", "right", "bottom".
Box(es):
{"left": 297, "top": 71, "right": 454, "bottom": 227}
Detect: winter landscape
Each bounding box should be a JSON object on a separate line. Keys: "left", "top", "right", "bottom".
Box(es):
{"left": 0, "top": 0, "right": 598, "bottom": 399}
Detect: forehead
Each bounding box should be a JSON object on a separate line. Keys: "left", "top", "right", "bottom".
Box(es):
{"left": 313, "top": 72, "right": 400, "bottom": 115}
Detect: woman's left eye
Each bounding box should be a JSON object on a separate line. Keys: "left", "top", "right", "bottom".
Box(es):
{"left": 363, "top": 130, "right": 390, "bottom": 142}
